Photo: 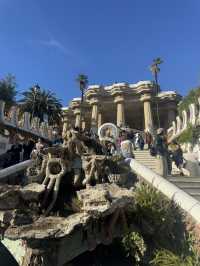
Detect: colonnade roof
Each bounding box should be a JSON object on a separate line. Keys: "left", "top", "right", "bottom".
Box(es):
{"left": 65, "top": 80, "right": 181, "bottom": 108}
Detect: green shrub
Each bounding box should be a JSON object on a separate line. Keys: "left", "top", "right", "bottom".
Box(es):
{"left": 178, "top": 88, "right": 200, "bottom": 114}
{"left": 151, "top": 249, "right": 198, "bottom": 266}
{"left": 177, "top": 125, "right": 200, "bottom": 144}
{"left": 122, "top": 232, "right": 146, "bottom": 266}
{"left": 121, "top": 183, "right": 200, "bottom": 265}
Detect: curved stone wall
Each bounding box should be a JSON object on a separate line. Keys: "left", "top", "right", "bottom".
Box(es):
{"left": 0, "top": 100, "right": 52, "bottom": 141}
{"left": 167, "top": 98, "right": 200, "bottom": 142}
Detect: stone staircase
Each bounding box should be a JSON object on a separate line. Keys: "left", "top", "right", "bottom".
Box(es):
{"left": 134, "top": 149, "right": 200, "bottom": 201}
{"left": 134, "top": 150, "right": 157, "bottom": 172}
{"left": 167, "top": 176, "right": 200, "bottom": 201}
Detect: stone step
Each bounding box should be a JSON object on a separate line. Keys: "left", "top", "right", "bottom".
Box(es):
{"left": 168, "top": 177, "right": 200, "bottom": 182}
{"left": 178, "top": 187, "right": 200, "bottom": 194}
{"left": 170, "top": 181, "right": 200, "bottom": 188}
{"left": 191, "top": 194, "right": 200, "bottom": 201}
{"left": 136, "top": 160, "right": 157, "bottom": 164}
{"left": 135, "top": 159, "right": 157, "bottom": 163}
{"left": 134, "top": 155, "right": 156, "bottom": 159}
{"left": 167, "top": 175, "right": 200, "bottom": 201}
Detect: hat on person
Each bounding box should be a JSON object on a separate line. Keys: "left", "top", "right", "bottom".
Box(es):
{"left": 157, "top": 128, "right": 164, "bottom": 135}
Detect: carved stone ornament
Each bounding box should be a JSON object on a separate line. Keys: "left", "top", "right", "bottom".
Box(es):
{"left": 98, "top": 123, "right": 119, "bottom": 143}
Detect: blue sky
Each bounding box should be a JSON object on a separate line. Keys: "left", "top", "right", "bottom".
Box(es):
{"left": 0, "top": 0, "right": 200, "bottom": 106}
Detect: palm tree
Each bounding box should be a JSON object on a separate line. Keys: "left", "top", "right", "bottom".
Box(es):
{"left": 150, "top": 57, "right": 163, "bottom": 94}
{"left": 150, "top": 58, "right": 163, "bottom": 128}
{"left": 19, "top": 85, "right": 62, "bottom": 125}
{"left": 0, "top": 74, "right": 17, "bottom": 110}
{"left": 76, "top": 74, "right": 88, "bottom": 103}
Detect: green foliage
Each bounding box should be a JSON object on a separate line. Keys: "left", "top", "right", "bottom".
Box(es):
{"left": 122, "top": 232, "right": 146, "bottom": 266}
{"left": 177, "top": 124, "right": 193, "bottom": 144}
{"left": 134, "top": 183, "right": 185, "bottom": 252}
{"left": 178, "top": 87, "right": 200, "bottom": 114}
{"left": 19, "top": 86, "right": 62, "bottom": 125}
{"left": 151, "top": 249, "right": 198, "bottom": 266}
{"left": 122, "top": 183, "right": 200, "bottom": 265}
{"left": 150, "top": 57, "right": 163, "bottom": 74}
{"left": 0, "top": 74, "right": 17, "bottom": 110}
{"left": 178, "top": 125, "right": 200, "bottom": 144}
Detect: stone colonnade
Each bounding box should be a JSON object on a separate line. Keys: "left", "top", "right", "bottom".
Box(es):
{"left": 68, "top": 83, "right": 181, "bottom": 132}
{"left": 71, "top": 94, "right": 155, "bottom": 131}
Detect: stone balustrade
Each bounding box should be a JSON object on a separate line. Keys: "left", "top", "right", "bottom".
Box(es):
{"left": 0, "top": 100, "right": 53, "bottom": 141}
{"left": 167, "top": 97, "right": 200, "bottom": 142}
{"left": 129, "top": 158, "right": 200, "bottom": 223}
{"left": 0, "top": 160, "right": 33, "bottom": 180}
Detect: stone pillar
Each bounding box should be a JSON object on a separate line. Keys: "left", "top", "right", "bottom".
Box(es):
{"left": 0, "top": 100, "right": 5, "bottom": 122}
{"left": 91, "top": 104, "right": 98, "bottom": 126}
{"left": 140, "top": 94, "right": 153, "bottom": 131}
{"left": 167, "top": 103, "right": 177, "bottom": 127}
{"left": 74, "top": 109, "right": 81, "bottom": 128}
{"left": 114, "top": 96, "right": 125, "bottom": 127}
{"left": 90, "top": 99, "right": 99, "bottom": 129}
{"left": 82, "top": 120, "right": 86, "bottom": 131}
{"left": 98, "top": 112, "right": 102, "bottom": 128}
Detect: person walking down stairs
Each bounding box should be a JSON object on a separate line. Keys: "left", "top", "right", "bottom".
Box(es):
{"left": 168, "top": 141, "right": 186, "bottom": 176}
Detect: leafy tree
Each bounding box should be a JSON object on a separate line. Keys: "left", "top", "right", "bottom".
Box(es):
{"left": 0, "top": 74, "right": 17, "bottom": 110}
{"left": 19, "top": 85, "right": 62, "bottom": 125}
{"left": 76, "top": 74, "right": 88, "bottom": 103}
{"left": 178, "top": 87, "right": 200, "bottom": 114}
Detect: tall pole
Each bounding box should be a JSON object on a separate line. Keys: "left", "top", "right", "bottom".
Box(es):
{"left": 154, "top": 71, "right": 160, "bottom": 128}
{"left": 150, "top": 58, "right": 163, "bottom": 129}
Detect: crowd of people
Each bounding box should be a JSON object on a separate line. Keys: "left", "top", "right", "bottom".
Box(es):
{"left": 0, "top": 125, "right": 187, "bottom": 176}
{"left": 0, "top": 140, "right": 35, "bottom": 169}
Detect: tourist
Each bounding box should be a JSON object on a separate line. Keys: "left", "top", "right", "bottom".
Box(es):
{"left": 134, "top": 133, "right": 140, "bottom": 150}
{"left": 134, "top": 133, "right": 144, "bottom": 150}
{"left": 120, "top": 134, "right": 135, "bottom": 159}
{"left": 23, "top": 140, "right": 35, "bottom": 160}
{"left": 36, "top": 138, "right": 44, "bottom": 152}
{"left": 106, "top": 142, "right": 117, "bottom": 156}
{"left": 155, "top": 128, "right": 169, "bottom": 175}
{"left": 169, "top": 141, "right": 184, "bottom": 176}
{"left": 144, "top": 129, "right": 153, "bottom": 150}
{"left": 155, "top": 128, "right": 167, "bottom": 156}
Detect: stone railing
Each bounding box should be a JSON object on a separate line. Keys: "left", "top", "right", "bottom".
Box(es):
{"left": 0, "top": 100, "right": 53, "bottom": 141}
{"left": 0, "top": 160, "right": 33, "bottom": 181}
{"left": 129, "top": 158, "right": 200, "bottom": 223}
{"left": 167, "top": 97, "right": 200, "bottom": 142}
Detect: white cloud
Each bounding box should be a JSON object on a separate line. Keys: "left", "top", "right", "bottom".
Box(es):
{"left": 34, "top": 38, "right": 72, "bottom": 56}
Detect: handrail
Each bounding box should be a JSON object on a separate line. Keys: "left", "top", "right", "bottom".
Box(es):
{"left": 0, "top": 160, "right": 33, "bottom": 180}
{"left": 129, "top": 158, "right": 200, "bottom": 223}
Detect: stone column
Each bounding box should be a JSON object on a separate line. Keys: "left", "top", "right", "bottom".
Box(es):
{"left": 114, "top": 96, "right": 125, "bottom": 127}
{"left": 167, "top": 103, "right": 177, "bottom": 127}
{"left": 74, "top": 109, "right": 81, "bottom": 128}
{"left": 98, "top": 112, "right": 102, "bottom": 128}
{"left": 82, "top": 120, "right": 86, "bottom": 131}
{"left": 0, "top": 100, "right": 5, "bottom": 122}
{"left": 90, "top": 99, "right": 99, "bottom": 128}
{"left": 140, "top": 94, "right": 153, "bottom": 131}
